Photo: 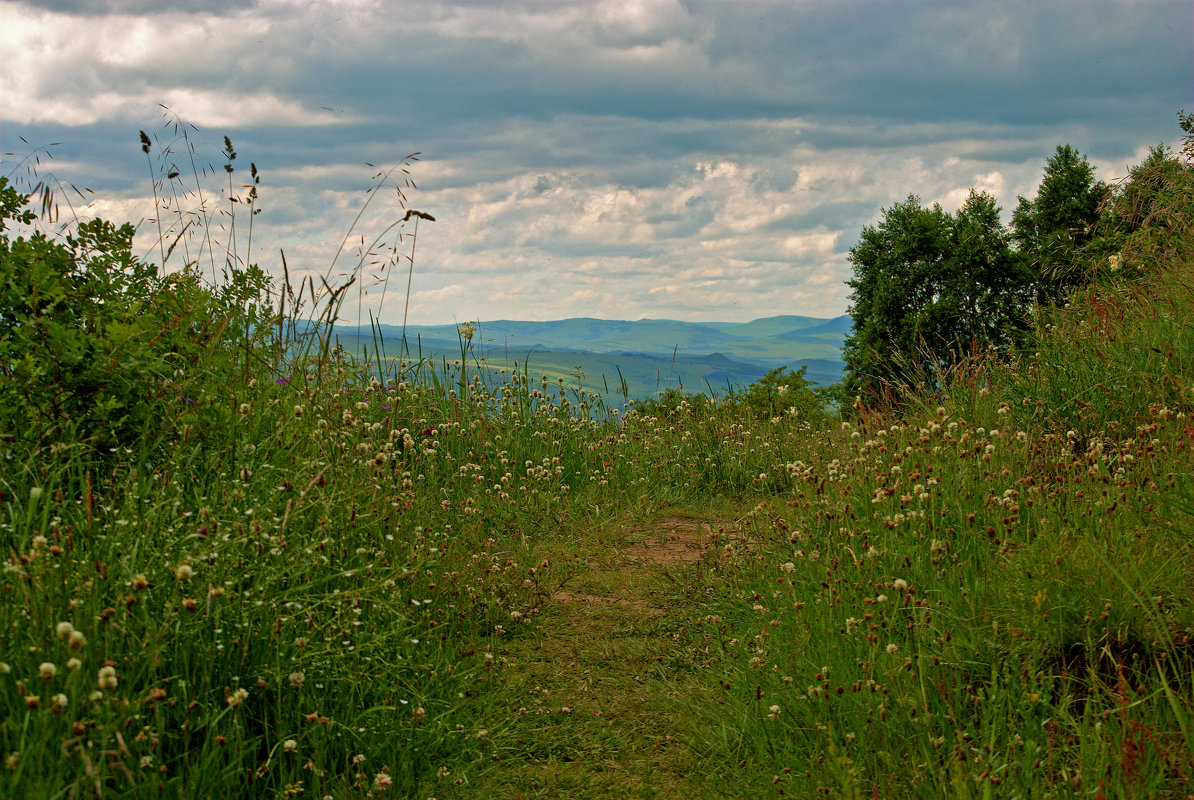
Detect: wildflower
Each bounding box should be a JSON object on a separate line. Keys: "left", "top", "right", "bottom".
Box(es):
{"left": 52, "top": 693, "right": 68, "bottom": 709}
{"left": 31, "top": 535, "right": 47, "bottom": 550}
{"left": 352, "top": 754, "right": 366, "bottom": 765}
{"left": 132, "top": 574, "right": 149, "bottom": 591}
{"left": 768, "top": 704, "right": 781, "bottom": 720}
{"left": 97, "top": 666, "right": 118, "bottom": 690}
{"left": 227, "top": 688, "right": 249, "bottom": 707}
{"left": 68, "top": 630, "right": 86, "bottom": 650}
{"left": 25, "top": 695, "right": 40, "bottom": 710}
{"left": 174, "top": 564, "right": 194, "bottom": 581}
{"left": 66, "top": 658, "right": 81, "bottom": 670}
{"left": 893, "top": 578, "right": 908, "bottom": 591}
{"left": 288, "top": 672, "right": 305, "bottom": 688}
{"left": 374, "top": 772, "right": 393, "bottom": 791}
{"left": 283, "top": 739, "right": 298, "bottom": 753}
{"left": 38, "top": 662, "right": 56, "bottom": 680}
{"left": 239, "top": 403, "right": 251, "bottom": 415}
{"left": 886, "top": 643, "right": 899, "bottom": 655}
{"left": 55, "top": 622, "right": 75, "bottom": 640}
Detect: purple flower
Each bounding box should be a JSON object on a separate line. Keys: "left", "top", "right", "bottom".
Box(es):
{"left": 382, "top": 405, "right": 392, "bottom": 409}
{"left": 276, "top": 377, "right": 289, "bottom": 385}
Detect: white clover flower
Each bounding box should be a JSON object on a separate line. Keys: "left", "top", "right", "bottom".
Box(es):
{"left": 38, "top": 662, "right": 57, "bottom": 680}
{"left": 55, "top": 622, "right": 75, "bottom": 640}
{"left": 174, "top": 564, "right": 194, "bottom": 581}
{"left": 97, "top": 666, "right": 118, "bottom": 690}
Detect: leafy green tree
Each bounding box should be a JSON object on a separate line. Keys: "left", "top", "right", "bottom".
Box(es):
{"left": 1011, "top": 144, "right": 1109, "bottom": 304}
{"left": 938, "top": 190, "right": 1033, "bottom": 348}
{"left": 842, "top": 191, "right": 1028, "bottom": 397}
{"left": 842, "top": 195, "right": 949, "bottom": 394}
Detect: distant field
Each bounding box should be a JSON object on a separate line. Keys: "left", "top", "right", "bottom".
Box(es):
{"left": 330, "top": 314, "right": 848, "bottom": 402}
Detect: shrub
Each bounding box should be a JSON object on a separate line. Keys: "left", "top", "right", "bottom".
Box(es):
{"left": 0, "top": 176, "right": 270, "bottom": 454}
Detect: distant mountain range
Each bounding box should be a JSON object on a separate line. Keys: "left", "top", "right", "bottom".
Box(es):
{"left": 331, "top": 315, "right": 850, "bottom": 403}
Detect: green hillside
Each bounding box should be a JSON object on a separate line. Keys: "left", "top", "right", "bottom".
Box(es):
{"left": 340, "top": 314, "right": 849, "bottom": 402}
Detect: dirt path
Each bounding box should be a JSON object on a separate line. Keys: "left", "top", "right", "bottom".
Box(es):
{"left": 461, "top": 517, "right": 737, "bottom": 799}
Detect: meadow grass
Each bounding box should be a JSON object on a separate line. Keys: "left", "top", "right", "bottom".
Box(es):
{"left": 2, "top": 133, "right": 1192, "bottom": 798}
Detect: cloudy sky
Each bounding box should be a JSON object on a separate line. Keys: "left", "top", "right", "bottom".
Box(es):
{"left": 2, "top": 1, "right": 1191, "bottom": 325}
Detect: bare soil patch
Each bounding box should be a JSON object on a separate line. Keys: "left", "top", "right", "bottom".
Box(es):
{"left": 621, "top": 517, "right": 720, "bottom": 566}
{"left": 549, "top": 517, "right": 727, "bottom": 611}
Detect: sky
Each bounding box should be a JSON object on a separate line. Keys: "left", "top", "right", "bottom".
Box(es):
{"left": 2, "top": 0, "right": 1191, "bottom": 325}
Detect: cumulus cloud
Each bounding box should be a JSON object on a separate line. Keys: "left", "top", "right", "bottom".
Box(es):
{"left": 2, "top": 0, "right": 1189, "bottom": 323}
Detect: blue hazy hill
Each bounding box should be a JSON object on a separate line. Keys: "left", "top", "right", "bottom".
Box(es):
{"left": 333, "top": 314, "right": 849, "bottom": 402}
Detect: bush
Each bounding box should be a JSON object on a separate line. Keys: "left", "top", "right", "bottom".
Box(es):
{"left": 0, "top": 176, "right": 270, "bottom": 454}
{"left": 727, "top": 365, "right": 827, "bottom": 421}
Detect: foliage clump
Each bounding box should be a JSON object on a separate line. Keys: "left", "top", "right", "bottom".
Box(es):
{"left": 0, "top": 176, "right": 270, "bottom": 454}
{"left": 842, "top": 189, "right": 1031, "bottom": 395}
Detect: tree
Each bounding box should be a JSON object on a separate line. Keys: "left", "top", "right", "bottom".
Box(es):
{"left": 842, "top": 191, "right": 1029, "bottom": 397}
{"left": 1011, "top": 144, "right": 1109, "bottom": 304}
